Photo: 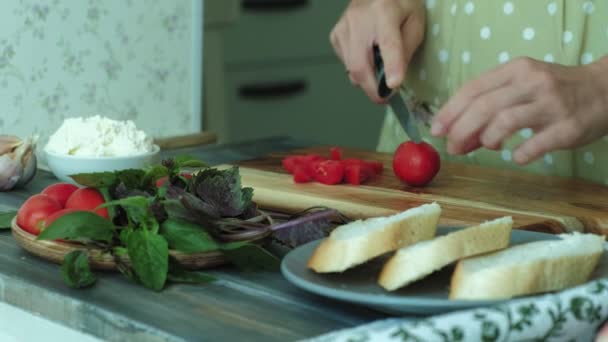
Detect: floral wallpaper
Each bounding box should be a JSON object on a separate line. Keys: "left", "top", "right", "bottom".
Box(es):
{"left": 0, "top": 0, "right": 202, "bottom": 155}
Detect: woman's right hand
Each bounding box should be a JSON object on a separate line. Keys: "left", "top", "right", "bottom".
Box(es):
{"left": 330, "top": 0, "right": 426, "bottom": 104}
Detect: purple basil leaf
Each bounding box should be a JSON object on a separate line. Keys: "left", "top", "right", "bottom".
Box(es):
{"left": 165, "top": 184, "right": 221, "bottom": 220}
{"left": 113, "top": 182, "right": 151, "bottom": 200}
{"left": 240, "top": 202, "right": 258, "bottom": 220}
{"left": 272, "top": 219, "right": 334, "bottom": 249}
{"left": 150, "top": 200, "right": 168, "bottom": 223}
{"left": 190, "top": 167, "right": 253, "bottom": 217}
{"left": 271, "top": 209, "right": 342, "bottom": 248}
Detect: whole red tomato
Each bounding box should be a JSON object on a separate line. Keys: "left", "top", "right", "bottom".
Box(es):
{"left": 16, "top": 194, "right": 62, "bottom": 235}
{"left": 41, "top": 183, "right": 79, "bottom": 207}
{"left": 393, "top": 141, "right": 441, "bottom": 187}
{"left": 65, "top": 187, "right": 109, "bottom": 218}
{"left": 43, "top": 208, "right": 79, "bottom": 228}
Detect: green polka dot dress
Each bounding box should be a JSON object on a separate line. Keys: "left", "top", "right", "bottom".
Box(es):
{"left": 376, "top": 0, "right": 608, "bottom": 184}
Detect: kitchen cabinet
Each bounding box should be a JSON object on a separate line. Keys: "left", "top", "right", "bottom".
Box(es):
{"left": 203, "top": 0, "right": 384, "bottom": 150}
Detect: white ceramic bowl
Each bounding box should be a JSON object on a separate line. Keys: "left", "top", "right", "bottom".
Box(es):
{"left": 44, "top": 145, "right": 161, "bottom": 184}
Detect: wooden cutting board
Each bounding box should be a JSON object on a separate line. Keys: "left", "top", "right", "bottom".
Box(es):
{"left": 233, "top": 146, "right": 608, "bottom": 235}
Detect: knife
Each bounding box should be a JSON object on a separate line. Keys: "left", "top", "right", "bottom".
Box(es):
{"left": 373, "top": 45, "right": 422, "bottom": 143}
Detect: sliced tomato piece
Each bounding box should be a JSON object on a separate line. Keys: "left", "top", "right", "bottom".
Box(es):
{"left": 365, "top": 161, "right": 384, "bottom": 174}
{"left": 282, "top": 156, "right": 301, "bottom": 173}
{"left": 341, "top": 158, "right": 363, "bottom": 166}
{"left": 282, "top": 154, "right": 326, "bottom": 173}
{"left": 313, "top": 160, "right": 345, "bottom": 185}
{"left": 330, "top": 147, "right": 342, "bottom": 160}
{"left": 341, "top": 158, "right": 379, "bottom": 177}
{"left": 293, "top": 165, "right": 313, "bottom": 183}
{"left": 344, "top": 164, "right": 371, "bottom": 185}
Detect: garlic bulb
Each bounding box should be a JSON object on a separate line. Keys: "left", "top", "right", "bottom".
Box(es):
{"left": 0, "top": 135, "right": 37, "bottom": 191}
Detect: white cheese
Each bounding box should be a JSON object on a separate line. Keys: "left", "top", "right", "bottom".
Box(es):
{"left": 44, "top": 115, "right": 155, "bottom": 157}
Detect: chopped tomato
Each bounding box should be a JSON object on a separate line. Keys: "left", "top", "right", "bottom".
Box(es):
{"left": 344, "top": 164, "right": 370, "bottom": 185}
{"left": 293, "top": 165, "right": 313, "bottom": 183}
{"left": 365, "top": 161, "right": 384, "bottom": 174}
{"left": 341, "top": 159, "right": 379, "bottom": 178}
{"left": 313, "top": 160, "right": 345, "bottom": 185}
{"left": 281, "top": 147, "right": 382, "bottom": 185}
{"left": 282, "top": 156, "right": 301, "bottom": 173}
{"left": 282, "top": 154, "right": 325, "bottom": 173}
{"left": 330, "top": 147, "right": 342, "bottom": 160}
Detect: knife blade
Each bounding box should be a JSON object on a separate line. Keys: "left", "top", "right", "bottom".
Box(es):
{"left": 372, "top": 45, "right": 422, "bottom": 143}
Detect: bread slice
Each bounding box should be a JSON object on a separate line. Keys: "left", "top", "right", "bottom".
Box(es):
{"left": 307, "top": 202, "right": 441, "bottom": 273}
{"left": 449, "top": 232, "right": 605, "bottom": 300}
{"left": 378, "top": 216, "right": 513, "bottom": 291}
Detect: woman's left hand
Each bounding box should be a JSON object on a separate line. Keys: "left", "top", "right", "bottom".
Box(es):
{"left": 430, "top": 56, "right": 608, "bottom": 164}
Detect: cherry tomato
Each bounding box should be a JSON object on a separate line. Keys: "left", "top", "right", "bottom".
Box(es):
{"left": 43, "top": 208, "right": 79, "bottom": 228}
{"left": 16, "top": 194, "right": 62, "bottom": 235}
{"left": 313, "top": 160, "right": 345, "bottom": 185}
{"left": 393, "top": 141, "right": 440, "bottom": 187}
{"left": 41, "top": 183, "right": 79, "bottom": 207}
{"left": 65, "top": 187, "right": 109, "bottom": 218}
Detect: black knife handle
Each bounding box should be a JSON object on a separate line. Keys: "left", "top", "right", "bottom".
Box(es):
{"left": 373, "top": 45, "right": 393, "bottom": 99}
{"left": 242, "top": 0, "right": 309, "bottom": 11}
{"left": 238, "top": 80, "right": 307, "bottom": 100}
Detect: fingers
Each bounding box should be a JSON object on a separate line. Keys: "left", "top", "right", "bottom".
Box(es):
{"left": 375, "top": 10, "right": 406, "bottom": 89}
{"left": 329, "top": 0, "right": 424, "bottom": 104}
{"left": 431, "top": 63, "right": 514, "bottom": 136}
{"left": 329, "top": 25, "right": 345, "bottom": 65}
{"left": 347, "top": 38, "right": 384, "bottom": 103}
{"left": 479, "top": 103, "right": 539, "bottom": 150}
{"left": 446, "top": 85, "right": 531, "bottom": 154}
{"left": 512, "top": 122, "right": 582, "bottom": 164}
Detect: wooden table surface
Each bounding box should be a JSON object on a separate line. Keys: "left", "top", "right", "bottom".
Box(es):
{"left": 0, "top": 137, "right": 387, "bottom": 342}
{"left": 6, "top": 136, "right": 604, "bottom": 341}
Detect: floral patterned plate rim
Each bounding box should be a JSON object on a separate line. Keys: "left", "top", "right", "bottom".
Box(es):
{"left": 281, "top": 227, "right": 607, "bottom": 316}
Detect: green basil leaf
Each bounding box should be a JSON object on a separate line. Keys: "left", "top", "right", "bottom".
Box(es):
{"left": 37, "top": 211, "right": 114, "bottom": 243}
{"left": 99, "top": 196, "right": 150, "bottom": 223}
{"left": 142, "top": 215, "right": 160, "bottom": 235}
{"left": 0, "top": 211, "right": 17, "bottom": 230}
{"left": 175, "top": 155, "right": 207, "bottom": 169}
{"left": 113, "top": 246, "right": 129, "bottom": 257}
{"left": 159, "top": 218, "right": 219, "bottom": 253}
{"left": 119, "top": 228, "right": 133, "bottom": 246}
{"left": 127, "top": 229, "right": 168, "bottom": 291}
{"left": 70, "top": 172, "right": 118, "bottom": 187}
{"left": 220, "top": 243, "right": 280, "bottom": 272}
{"left": 167, "top": 269, "right": 216, "bottom": 284}
{"left": 142, "top": 165, "right": 168, "bottom": 188}
{"left": 98, "top": 187, "right": 117, "bottom": 220}
{"left": 61, "top": 250, "right": 96, "bottom": 288}
{"left": 116, "top": 169, "right": 146, "bottom": 189}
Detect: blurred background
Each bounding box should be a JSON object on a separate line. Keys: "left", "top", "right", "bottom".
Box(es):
{"left": 0, "top": 0, "right": 384, "bottom": 153}
{"left": 203, "top": 0, "right": 384, "bottom": 150}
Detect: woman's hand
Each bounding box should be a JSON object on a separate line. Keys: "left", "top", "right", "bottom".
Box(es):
{"left": 431, "top": 56, "right": 608, "bottom": 164}
{"left": 330, "top": 0, "right": 426, "bottom": 103}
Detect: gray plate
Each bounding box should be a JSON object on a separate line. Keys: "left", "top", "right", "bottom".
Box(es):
{"left": 281, "top": 227, "right": 608, "bottom": 315}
